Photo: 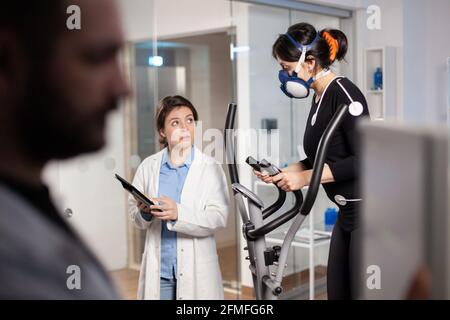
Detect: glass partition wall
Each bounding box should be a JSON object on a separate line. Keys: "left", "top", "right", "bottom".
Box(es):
{"left": 124, "top": 9, "right": 241, "bottom": 297}
{"left": 124, "top": 0, "right": 353, "bottom": 300}
{"left": 229, "top": 1, "right": 352, "bottom": 300}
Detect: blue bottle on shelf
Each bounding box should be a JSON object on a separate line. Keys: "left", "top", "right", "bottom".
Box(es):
{"left": 374, "top": 67, "right": 383, "bottom": 90}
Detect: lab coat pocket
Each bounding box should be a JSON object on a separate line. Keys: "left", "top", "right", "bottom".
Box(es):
{"left": 196, "top": 255, "right": 223, "bottom": 299}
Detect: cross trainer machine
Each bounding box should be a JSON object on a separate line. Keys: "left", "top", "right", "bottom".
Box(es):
{"left": 224, "top": 102, "right": 351, "bottom": 300}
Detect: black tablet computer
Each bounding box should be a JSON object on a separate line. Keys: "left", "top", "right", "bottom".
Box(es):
{"left": 115, "top": 173, "right": 155, "bottom": 207}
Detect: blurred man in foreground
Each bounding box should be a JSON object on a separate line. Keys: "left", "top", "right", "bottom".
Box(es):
{"left": 0, "top": 0, "right": 130, "bottom": 299}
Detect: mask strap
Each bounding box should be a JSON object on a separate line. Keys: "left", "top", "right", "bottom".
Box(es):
{"left": 294, "top": 51, "right": 307, "bottom": 74}
{"left": 312, "top": 68, "right": 330, "bottom": 81}
{"left": 284, "top": 32, "right": 320, "bottom": 74}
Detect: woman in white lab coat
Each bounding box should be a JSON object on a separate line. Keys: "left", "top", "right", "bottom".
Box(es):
{"left": 128, "top": 95, "right": 229, "bottom": 300}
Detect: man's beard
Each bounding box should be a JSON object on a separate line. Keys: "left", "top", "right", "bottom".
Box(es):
{"left": 15, "top": 73, "right": 119, "bottom": 162}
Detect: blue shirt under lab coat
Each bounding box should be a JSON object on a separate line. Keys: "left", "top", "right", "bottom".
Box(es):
{"left": 141, "top": 147, "right": 193, "bottom": 280}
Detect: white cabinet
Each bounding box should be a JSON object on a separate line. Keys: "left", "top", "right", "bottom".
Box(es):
{"left": 363, "top": 47, "right": 397, "bottom": 120}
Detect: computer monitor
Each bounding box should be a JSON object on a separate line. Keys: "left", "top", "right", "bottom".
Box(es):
{"left": 357, "top": 120, "right": 449, "bottom": 299}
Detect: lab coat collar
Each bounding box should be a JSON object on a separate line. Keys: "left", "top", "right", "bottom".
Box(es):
{"left": 160, "top": 145, "right": 195, "bottom": 169}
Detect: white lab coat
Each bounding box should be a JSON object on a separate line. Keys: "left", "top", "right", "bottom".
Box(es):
{"left": 128, "top": 147, "right": 230, "bottom": 300}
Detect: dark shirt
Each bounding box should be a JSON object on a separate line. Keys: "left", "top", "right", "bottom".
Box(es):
{"left": 0, "top": 175, "right": 119, "bottom": 299}
{"left": 301, "top": 77, "right": 370, "bottom": 231}
{"left": 0, "top": 176, "right": 76, "bottom": 238}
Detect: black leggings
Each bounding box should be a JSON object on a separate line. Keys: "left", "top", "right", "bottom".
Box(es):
{"left": 327, "top": 221, "right": 359, "bottom": 300}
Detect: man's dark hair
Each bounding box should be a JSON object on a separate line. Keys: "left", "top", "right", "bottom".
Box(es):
{"left": 0, "top": 1, "right": 66, "bottom": 64}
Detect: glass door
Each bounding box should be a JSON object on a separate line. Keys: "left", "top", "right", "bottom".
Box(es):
{"left": 126, "top": 29, "right": 241, "bottom": 298}
{"left": 230, "top": 0, "right": 351, "bottom": 300}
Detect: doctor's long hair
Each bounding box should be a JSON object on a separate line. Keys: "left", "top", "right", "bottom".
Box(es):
{"left": 272, "top": 22, "right": 348, "bottom": 68}
{"left": 155, "top": 95, "right": 199, "bottom": 148}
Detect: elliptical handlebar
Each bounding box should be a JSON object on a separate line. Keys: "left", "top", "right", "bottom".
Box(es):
{"left": 272, "top": 103, "right": 351, "bottom": 286}
{"left": 225, "top": 102, "right": 350, "bottom": 237}
{"left": 258, "top": 159, "right": 281, "bottom": 176}
{"left": 224, "top": 102, "right": 352, "bottom": 299}
{"left": 299, "top": 103, "right": 349, "bottom": 216}
{"left": 246, "top": 189, "right": 303, "bottom": 240}
{"left": 242, "top": 104, "right": 351, "bottom": 240}
{"left": 244, "top": 156, "right": 304, "bottom": 239}
{"left": 224, "top": 103, "right": 239, "bottom": 188}
{"left": 246, "top": 156, "right": 262, "bottom": 172}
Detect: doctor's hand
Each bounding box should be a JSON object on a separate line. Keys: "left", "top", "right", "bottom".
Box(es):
{"left": 272, "top": 171, "right": 310, "bottom": 192}
{"left": 150, "top": 195, "right": 178, "bottom": 221}
{"left": 136, "top": 198, "right": 153, "bottom": 214}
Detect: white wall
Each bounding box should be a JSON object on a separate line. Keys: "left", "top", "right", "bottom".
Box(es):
{"left": 351, "top": 0, "right": 450, "bottom": 124}
{"left": 403, "top": 0, "right": 450, "bottom": 124}
{"left": 118, "top": 0, "right": 231, "bottom": 41}
{"left": 353, "top": 0, "right": 404, "bottom": 119}
{"left": 117, "top": 0, "right": 155, "bottom": 42}
{"left": 303, "top": 0, "right": 359, "bottom": 8}
{"left": 43, "top": 110, "right": 128, "bottom": 271}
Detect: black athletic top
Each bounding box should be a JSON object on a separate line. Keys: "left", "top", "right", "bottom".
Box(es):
{"left": 300, "top": 77, "right": 370, "bottom": 232}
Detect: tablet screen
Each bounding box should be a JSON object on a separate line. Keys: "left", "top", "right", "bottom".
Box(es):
{"left": 115, "top": 174, "right": 154, "bottom": 207}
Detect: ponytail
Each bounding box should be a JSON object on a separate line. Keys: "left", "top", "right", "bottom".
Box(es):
{"left": 320, "top": 28, "right": 348, "bottom": 62}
